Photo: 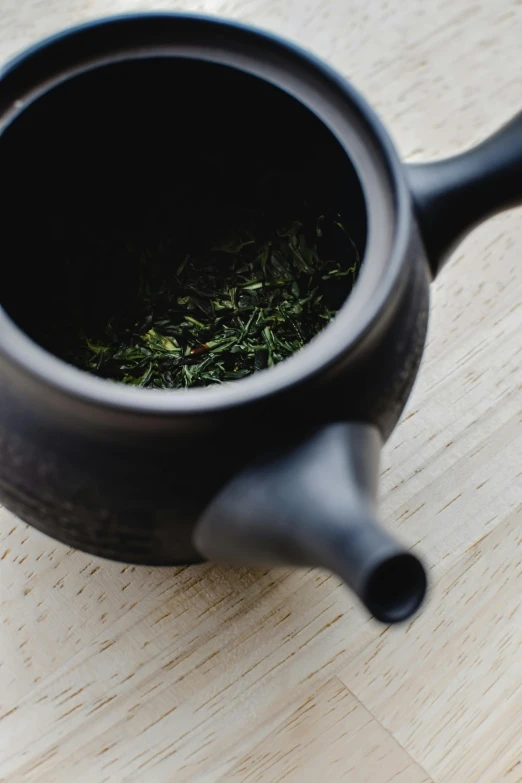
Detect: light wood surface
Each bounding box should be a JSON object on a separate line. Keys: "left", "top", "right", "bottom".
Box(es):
{"left": 1, "top": 1, "right": 522, "bottom": 781}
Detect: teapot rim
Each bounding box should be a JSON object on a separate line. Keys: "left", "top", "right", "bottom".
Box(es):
{"left": 0, "top": 13, "right": 414, "bottom": 415}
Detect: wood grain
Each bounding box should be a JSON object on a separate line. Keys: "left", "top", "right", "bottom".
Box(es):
{"left": 226, "top": 678, "right": 431, "bottom": 783}
{"left": 339, "top": 505, "right": 522, "bottom": 783}
{"left": 1, "top": 1, "right": 522, "bottom": 781}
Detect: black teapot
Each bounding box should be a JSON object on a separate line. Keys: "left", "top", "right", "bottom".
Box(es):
{"left": 0, "top": 14, "right": 520, "bottom": 623}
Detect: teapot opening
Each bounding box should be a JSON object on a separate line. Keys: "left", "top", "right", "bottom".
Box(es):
{"left": 362, "top": 553, "right": 427, "bottom": 623}
{"left": 0, "top": 56, "right": 367, "bottom": 391}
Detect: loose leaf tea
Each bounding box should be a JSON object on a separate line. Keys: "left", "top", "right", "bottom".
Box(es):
{"left": 57, "top": 209, "right": 360, "bottom": 389}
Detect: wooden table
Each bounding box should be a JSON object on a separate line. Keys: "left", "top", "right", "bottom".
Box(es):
{"left": 1, "top": 1, "right": 522, "bottom": 781}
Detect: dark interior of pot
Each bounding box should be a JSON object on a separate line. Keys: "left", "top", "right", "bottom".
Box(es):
{"left": 0, "top": 58, "right": 367, "bottom": 389}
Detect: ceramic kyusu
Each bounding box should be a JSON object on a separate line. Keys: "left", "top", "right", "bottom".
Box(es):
{"left": 0, "top": 14, "right": 521, "bottom": 622}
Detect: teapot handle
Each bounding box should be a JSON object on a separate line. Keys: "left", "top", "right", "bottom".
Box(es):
{"left": 194, "top": 422, "right": 427, "bottom": 624}
{"left": 407, "top": 110, "right": 522, "bottom": 277}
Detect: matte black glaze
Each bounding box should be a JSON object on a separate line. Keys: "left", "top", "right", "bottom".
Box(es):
{"left": 0, "top": 14, "right": 520, "bottom": 622}
{"left": 408, "top": 110, "right": 522, "bottom": 276}
{"left": 195, "top": 423, "right": 427, "bottom": 623}
{"left": 0, "top": 235, "right": 429, "bottom": 566}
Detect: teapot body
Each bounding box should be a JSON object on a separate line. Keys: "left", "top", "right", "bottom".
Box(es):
{"left": 1, "top": 13, "right": 520, "bottom": 622}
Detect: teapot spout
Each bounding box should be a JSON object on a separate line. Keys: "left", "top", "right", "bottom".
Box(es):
{"left": 194, "top": 423, "right": 427, "bottom": 623}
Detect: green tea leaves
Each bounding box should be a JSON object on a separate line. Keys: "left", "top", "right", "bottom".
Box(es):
{"left": 63, "top": 212, "right": 360, "bottom": 389}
